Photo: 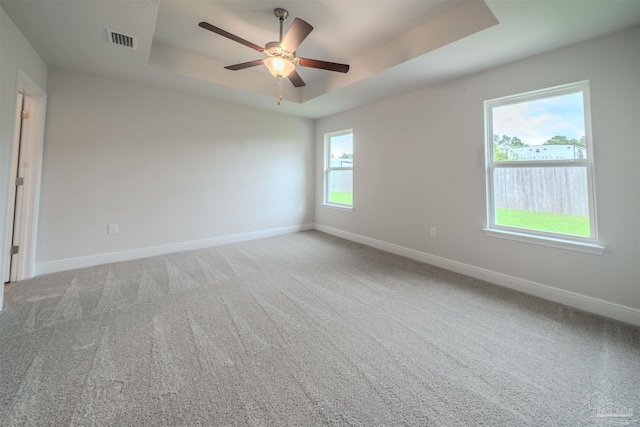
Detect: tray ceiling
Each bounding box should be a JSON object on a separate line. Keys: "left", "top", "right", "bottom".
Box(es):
{"left": 1, "top": 0, "right": 638, "bottom": 118}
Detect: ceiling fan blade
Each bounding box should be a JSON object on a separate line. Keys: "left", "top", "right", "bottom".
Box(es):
{"left": 280, "top": 18, "right": 313, "bottom": 53}
{"left": 288, "top": 70, "right": 306, "bottom": 87}
{"left": 297, "top": 58, "right": 349, "bottom": 73}
{"left": 199, "top": 21, "right": 264, "bottom": 53}
{"left": 224, "top": 59, "right": 265, "bottom": 71}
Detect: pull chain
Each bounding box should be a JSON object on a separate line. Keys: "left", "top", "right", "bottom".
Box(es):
{"left": 277, "top": 77, "right": 283, "bottom": 105}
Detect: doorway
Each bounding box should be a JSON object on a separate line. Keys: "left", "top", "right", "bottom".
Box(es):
{"left": 4, "top": 93, "right": 29, "bottom": 283}
{"left": 3, "top": 71, "right": 47, "bottom": 290}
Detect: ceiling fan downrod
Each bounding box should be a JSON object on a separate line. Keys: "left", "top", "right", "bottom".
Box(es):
{"left": 274, "top": 8, "right": 289, "bottom": 105}
{"left": 274, "top": 8, "right": 289, "bottom": 42}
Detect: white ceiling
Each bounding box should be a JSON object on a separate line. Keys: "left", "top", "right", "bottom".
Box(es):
{"left": 2, "top": 0, "right": 639, "bottom": 119}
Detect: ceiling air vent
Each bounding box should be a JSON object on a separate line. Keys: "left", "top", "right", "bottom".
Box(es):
{"left": 106, "top": 29, "right": 137, "bottom": 50}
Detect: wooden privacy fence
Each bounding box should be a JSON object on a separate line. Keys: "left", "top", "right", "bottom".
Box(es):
{"left": 329, "top": 170, "right": 353, "bottom": 193}
{"left": 494, "top": 167, "right": 589, "bottom": 216}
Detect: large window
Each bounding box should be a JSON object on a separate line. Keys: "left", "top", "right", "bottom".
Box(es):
{"left": 484, "top": 81, "right": 603, "bottom": 254}
{"left": 324, "top": 129, "right": 353, "bottom": 208}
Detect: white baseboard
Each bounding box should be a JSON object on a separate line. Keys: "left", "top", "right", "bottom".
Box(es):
{"left": 36, "top": 223, "right": 314, "bottom": 276}
{"left": 314, "top": 224, "right": 640, "bottom": 327}
{"left": 34, "top": 222, "right": 639, "bottom": 326}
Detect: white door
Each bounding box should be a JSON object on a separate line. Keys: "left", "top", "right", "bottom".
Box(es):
{"left": 4, "top": 93, "right": 30, "bottom": 283}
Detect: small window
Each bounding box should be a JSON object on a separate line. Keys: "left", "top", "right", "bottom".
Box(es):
{"left": 484, "top": 81, "right": 603, "bottom": 254}
{"left": 324, "top": 129, "right": 353, "bottom": 208}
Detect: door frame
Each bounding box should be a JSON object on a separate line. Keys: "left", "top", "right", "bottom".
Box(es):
{"left": 3, "top": 70, "right": 47, "bottom": 285}
{"left": 4, "top": 92, "right": 26, "bottom": 283}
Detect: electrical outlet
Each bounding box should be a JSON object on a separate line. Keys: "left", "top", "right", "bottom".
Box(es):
{"left": 430, "top": 226, "right": 437, "bottom": 238}
{"left": 108, "top": 223, "right": 118, "bottom": 234}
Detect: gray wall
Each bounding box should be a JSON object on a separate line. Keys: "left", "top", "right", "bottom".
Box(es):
{"left": 37, "top": 68, "right": 314, "bottom": 263}
{"left": 0, "top": 6, "right": 48, "bottom": 307}
{"left": 315, "top": 27, "right": 640, "bottom": 310}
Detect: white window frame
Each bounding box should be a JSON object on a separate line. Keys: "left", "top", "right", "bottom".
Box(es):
{"left": 323, "top": 129, "right": 354, "bottom": 210}
{"left": 484, "top": 81, "right": 604, "bottom": 255}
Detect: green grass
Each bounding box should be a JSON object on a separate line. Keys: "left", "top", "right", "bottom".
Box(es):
{"left": 496, "top": 208, "right": 590, "bottom": 237}
{"left": 329, "top": 191, "right": 353, "bottom": 205}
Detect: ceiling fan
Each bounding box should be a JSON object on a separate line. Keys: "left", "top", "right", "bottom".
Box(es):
{"left": 199, "top": 8, "right": 349, "bottom": 104}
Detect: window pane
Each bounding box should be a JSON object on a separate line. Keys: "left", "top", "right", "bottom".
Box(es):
{"left": 330, "top": 133, "right": 353, "bottom": 168}
{"left": 328, "top": 170, "right": 353, "bottom": 205}
{"left": 493, "top": 166, "right": 590, "bottom": 237}
{"left": 492, "top": 92, "right": 587, "bottom": 162}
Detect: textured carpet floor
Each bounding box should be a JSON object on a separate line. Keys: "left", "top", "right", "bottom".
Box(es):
{"left": 1, "top": 231, "right": 639, "bottom": 426}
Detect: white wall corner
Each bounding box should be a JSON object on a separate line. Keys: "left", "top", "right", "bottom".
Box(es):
{"left": 313, "top": 223, "right": 640, "bottom": 327}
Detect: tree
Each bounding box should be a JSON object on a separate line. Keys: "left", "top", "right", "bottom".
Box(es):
{"left": 340, "top": 153, "right": 353, "bottom": 159}
{"left": 543, "top": 135, "right": 586, "bottom": 147}
{"left": 543, "top": 135, "right": 571, "bottom": 145}
{"left": 493, "top": 134, "right": 526, "bottom": 161}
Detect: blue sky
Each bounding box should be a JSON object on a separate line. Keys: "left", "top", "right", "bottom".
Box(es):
{"left": 493, "top": 92, "right": 585, "bottom": 146}
{"left": 330, "top": 134, "right": 353, "bottom": 158}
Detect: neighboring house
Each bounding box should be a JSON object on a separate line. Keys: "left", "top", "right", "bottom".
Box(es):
{"left": 509, "top": 145, "right": 586, "bottom": 161}
{"left": 330, "top": 158, "right": 353, "bottom": 168}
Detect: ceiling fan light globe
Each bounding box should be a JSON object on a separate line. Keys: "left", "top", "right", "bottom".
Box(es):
{"left": 264, "top": 56, "right": 295, "bottom": 78}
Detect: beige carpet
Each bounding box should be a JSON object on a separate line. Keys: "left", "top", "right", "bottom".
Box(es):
{"left": 1, "top": 230, "right": 639, "bottom": 426}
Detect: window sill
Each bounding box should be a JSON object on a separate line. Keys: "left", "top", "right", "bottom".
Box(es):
{"left": 483, "top": 228, "right": 605, "bottom": 255}
{"left": 321, "top": 203, "right": 353, "bottom": 212}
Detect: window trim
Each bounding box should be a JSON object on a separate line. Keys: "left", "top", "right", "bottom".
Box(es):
{"left": 323, "top": 129, "right": 354, "bottom": 210}
{"left": 484, "top": 81, "right": 604, "bottom": 254}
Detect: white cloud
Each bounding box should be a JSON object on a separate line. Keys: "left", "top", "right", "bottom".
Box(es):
{"left": 492, "top": 96, "right": 585, "bottom": 146}
{"left": 330, "top": 134, "right": 353, "bottom": 158}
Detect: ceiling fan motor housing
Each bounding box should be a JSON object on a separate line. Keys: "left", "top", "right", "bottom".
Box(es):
{"left": 264, "top": 41, "right": 293, "bottom": 60}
